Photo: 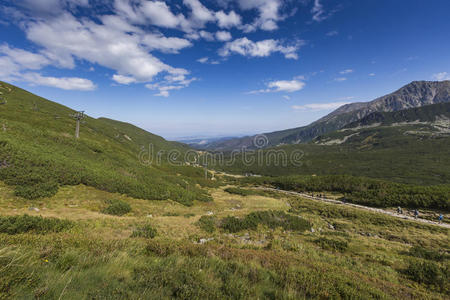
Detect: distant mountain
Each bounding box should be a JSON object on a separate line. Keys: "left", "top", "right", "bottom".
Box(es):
{"left": 215, "top": 102, "right": 450, "bottom": 185}
{"left": 205, "top": 80, "right": 450, "bottom": 150}
{"left": 343, "top": 102, "right": 450, "bottom": 128}
{"left": 176, "top": 136, "right": 239, "bottom": 149}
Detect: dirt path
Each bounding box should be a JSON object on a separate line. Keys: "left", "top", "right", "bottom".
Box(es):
{"left": 256, "top": 187, "right": 450, "bottom": 229}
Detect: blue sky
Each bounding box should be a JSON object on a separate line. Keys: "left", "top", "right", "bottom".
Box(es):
{"left": 1, "top": 0, "right": 450, "bottom": 139}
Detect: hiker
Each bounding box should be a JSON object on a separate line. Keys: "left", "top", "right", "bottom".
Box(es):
{"left": 438, "top": 214, "right": 443, "bottom": 224}
{"left": 397, "top": 206, "right": 403, "bottom": 214}
{"left": 414, "top": 209, "right": 419, "bottom": 219}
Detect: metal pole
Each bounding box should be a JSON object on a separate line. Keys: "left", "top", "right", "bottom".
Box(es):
{"left": 75, "top": 119, "right": 80, "bottom": 139}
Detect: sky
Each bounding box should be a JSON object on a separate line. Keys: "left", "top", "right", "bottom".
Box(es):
{"left": 0, "top": 0, "right": 450, "bottom": 140}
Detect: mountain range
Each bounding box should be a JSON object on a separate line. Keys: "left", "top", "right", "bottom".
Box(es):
{"left": 198, "top": 80, "right": 450, "bottom": 151}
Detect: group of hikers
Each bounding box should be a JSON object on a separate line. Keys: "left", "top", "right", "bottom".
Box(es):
{"left": 397, "top": 206, "right": 444, "bottom": 224}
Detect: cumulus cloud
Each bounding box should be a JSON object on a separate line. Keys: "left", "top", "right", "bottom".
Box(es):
{"left": 219, "top": 37, "right": 302, "bottom": 59}
{"left": 215, "top": 10, "right": 241, "bottom": 28}
{"left": 215, "top": 30, "right": 232, "bottom": 41}
{"left": 248, "top": 76, "right": 305, "bottom": 94}
{"left": 199, "top": 30, "right": 215, "bottom": 41}
{"left": 141, "top": 33, "right": 192, "bottom": 53}
{"left": 25, "top": 13, "right": 189, "bottom": 84}
{"left": 112, "top": 74, "right": 136, "bottom": 85}
{"left": 334, "top": 77, "right": 347, "bottom": 82}
{"left": 237, "top": 0, "right": 283, "bottom": 31}
{"left": 432, "top": 72, "right": 450, "bottom": 81}
{"left": 183, "top": 0, "right": 215, "bottom": 26}
{"left": 0, "top": 44, "right": 50, "bottom": 70}
{"left": 292, "top": 101, "right": 350, "bottom": 111}
{"left": 145, "top": 73, "right": 197, "bottom": 97}
{"left": 22, "top": 72, "right": 96, "bottom": 90}
{"left": 268, "top": 79, "right": 305, "bottom": 92}
{"left": 0, "top": 44, "right": 94, "bottom": 91}
{"left": 140, "top": 1, "right": 185, "bottom": 28}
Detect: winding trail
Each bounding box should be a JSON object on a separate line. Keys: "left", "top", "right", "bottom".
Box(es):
{"left": 255, "top": 187, "right": 450, "bottom": 229}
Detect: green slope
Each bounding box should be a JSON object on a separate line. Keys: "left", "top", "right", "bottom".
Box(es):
{"left": 213, "top": 104, "right": 450, "bottom": 186}
{"left": 0, "top": 81, "right": 213, "bottom": 205}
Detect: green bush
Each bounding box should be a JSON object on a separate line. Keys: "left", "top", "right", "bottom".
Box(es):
{"left": 314, "top": 237, "right": 348, "bottom": 252}
{"left": 408, "top": 246, "right": 446, "bottom": 262}
{"left": 243, "top": 175, "right": 450, "bottom": 211}
{"left": 221, "top": 210, "right": 310, "bottom": 233}
{"left": 14, "top": 181, "right": 59, "bottom": 199}
{"left": 131, "top": 224, "right": 157, "bottom": 239}
{"left": 196, "top": 216, "right": 216, "bottom": 233}
{"left": 404, "top": 260, "right": 448, "bottom": 289}
{"left": 102, "top": 199, "right": 132, "bottom": 216}
{"left": 224, "top": 187, "right": 253, "bottom": 196}
{"left": 0, "top": 215, "right": 73, "bottom": 235}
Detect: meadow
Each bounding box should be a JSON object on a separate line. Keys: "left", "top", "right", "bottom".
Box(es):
{"left": 1, "top": 182, "right": 448, "bottom": 299}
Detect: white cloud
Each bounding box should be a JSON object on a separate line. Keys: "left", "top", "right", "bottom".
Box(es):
{"left": 215, "top": 10, "right": 241, "bottom": 28}
{"left": 215, "top": 30, "right": 232, "bottom": 41}
{"left": 112, "top": 74, "right": 136, "bottom": 84}
{"left": 237, "top": 0, "right": 283, "bottom": 31}
{"left": 23, "top": 72, "right": 96, "bottom": 90}
{"left": 268, "top": 79, "right": 305, "bottom": 92}
{"left": 283, "top": 95, "right": 290, "bottom": 100}
{"left": 141, "top": 1, "right": 184, "bottom": 28}
{"left": 183, "top": 0, "right": 215, "bottom": 26}
{"left": 248, "top": 76, "right": 305, "bottom": 94}
{"left": 141, "top": 33, "right": 192, "bottom": 53}
{"left": 326, "top": 30, "right": 338, "bottom": 36}
{"left": 25, "top": 13, "right": 190, "bottom": 84}
{"left": 0, "top": 43, "right": 94, "bottom": 91}
{"left": 432, "top": 72, "right": 450, "bottom": 81}
{"left": 219, "top": 37, "right": 302, "bottom": 59}
{"left": 292, "top": 101, "right": 350, "bottom": 111}
{"left": 0, "top": 44, "right": 50, "bottom": 70}
{"left": 145, "top": 74, "right": 196, "bottom": 97}
{"left": 339, "top": 69, "right": 353, "bottom": 74}
{"left": 199, "top": 30, "right": 215, "bottom": 41}
{"left": 368, "top": 73, "right": 375, "bottom": 76}
{"left": 197, "top": 57, "right": 209, "bottom": 63}
{"left": 334, "top": 77, "right": 347, "bottom": 82}
{"left": 311, "top": 0, "right": 326, "bottom": 22}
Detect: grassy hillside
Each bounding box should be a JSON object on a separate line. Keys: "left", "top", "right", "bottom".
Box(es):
{"left": 214, "top": 106, "right": 450, "bottom": 186}
{"left": 0, "top": 81, "right": 214, "bottom": 205}
{"left": 0, "top": 184, "right": 448, "bottom": 299}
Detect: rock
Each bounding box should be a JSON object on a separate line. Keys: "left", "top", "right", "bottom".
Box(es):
{"left": 328, "top": 223, "right": 335, "bottom": 230}
{"left": 206, "top": 211, "right": 214, "bottom": 215}
{"left": 198, "top": 237, "right": 214, "bottom": 244}
{"left": 310, "top": 227, "right": 315, "bottom": 233}
{"left": 28, "top": 207, "right": 40, "bottom": 212}
{"left": 146, "top": 214, "right": 153, "bottom": 218}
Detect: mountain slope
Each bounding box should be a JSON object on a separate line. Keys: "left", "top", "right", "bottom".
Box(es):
{"left": 0, "top": 81, "right": 212, "bottom": 205}
{"left": 214, "top": 102, "right": 450, "bottom": 185}
{"left": 205, "top": 80, "right": 450, "bottom": 150}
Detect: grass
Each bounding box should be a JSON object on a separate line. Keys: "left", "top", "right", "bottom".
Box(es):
{"left": 102, "top": 199, "right": 132, "bottom": 216}
{"left": 0, "top": 183, "right": 448, "bottom": 298}
{"left": 0, "top": 81, "right": 217, "bottom": 206}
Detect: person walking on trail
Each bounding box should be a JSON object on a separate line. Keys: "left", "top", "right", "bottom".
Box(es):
{"left": 397, "top": 206, "right": 403, "bottom": 214}
{"left": 414, "top": 209, "right": 419, "bottom": 219}
{"left": 438, "top": 214, "right": 443, "bottom": 224}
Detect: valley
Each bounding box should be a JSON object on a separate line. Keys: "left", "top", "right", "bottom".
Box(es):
{"left": 0, "top": 81, "right": 449, "bottom": 299}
